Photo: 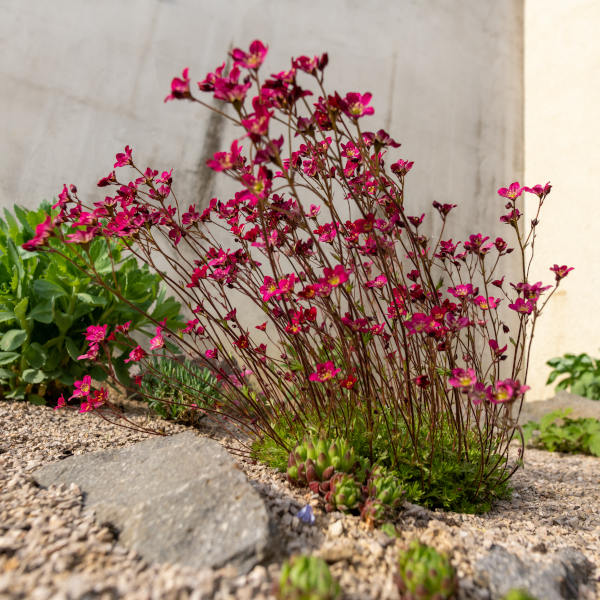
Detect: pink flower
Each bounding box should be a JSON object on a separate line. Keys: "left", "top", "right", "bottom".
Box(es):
{"left": 149, "top": 326, "right": 164, "bottom": 350}
{"left": 231, "top": 40, "right": 268, "bottom": 70}
{"left": 115, "top": 321, "right": 132, "bottom": 334}
{"left": 124, "top": 345, "right": 147, "bottom": 363}
{"left": 164, "top": 67, "right": 191, "bottom": 102}
{"left": 339, "top": 374, "right": 357, "bottom": 390}
{"left": 308, "top": 361, "right": 341, "bottom": 383}
{"left": 404, "top": 313, "right": 436, "bottom": 335}
{"left": 22, "top": 216, "right": 55, "bottom": 251}
{"left": 306, "top": 204, "right": 321, "bottom": 218}
{"left": 97, "top": 171, "right": 116, "bottom": 187}
{"left": 77, "top": 344, "right": 99, "bottom": 361}
{"left": 322, "top": 265, "right": 350, "bottom": 288}
{"left": 550, "top": 264, "right": 574, "bottom": 281}
{"left": 448, "top": 368, "right": 476, "bottom": 389}
{"left": 523, "top": 182, "right": 551, "bottom": 198}
{"left": 497, "top": 181, "right": 524, "bottom": 200}
{"left": 260, "top": 276, "right": 278, "bottom": 302}
{"left": 343, "top": 92, "right": 374, "bottom": 118}
{"left": 488, "top": 379, "right": 529, "bottom": 404}
{"left": 489, "top": 339, "right": 507, "bottom": 358}
{"left": 508, "top": 298, "right": 535, "bottom": 314}
{"left": 390, "top": 159, "right": 414, "bottom": 176}
{"left": 448, "top": 284, "right": 475, "bottom": 299}
{"left": 71, "top": 375, "right": 92, "bottom": 399}
{"left": 205, "top": 348, "right": 218, "bottom": 359}
{"left": 365, "top": 274, "right": 387, "bottom": 289}
{"left": 473, "top": 296, "right": 500, "bottom": 310}
{"left": 277, "top": 273, "right": 296, "bottom": 296}
{"left": 54, "top": 394, "right": 67, "bottom": 410}
{"left": 114, "top": 145, "right": 133, "bottom": 168}
{"left": 85, "top": 324, "right": 107, "bottom": 344}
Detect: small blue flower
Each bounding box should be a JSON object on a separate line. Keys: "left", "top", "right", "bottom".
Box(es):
{"left": 296, "top": 504, "right": 316, "bottom": 525}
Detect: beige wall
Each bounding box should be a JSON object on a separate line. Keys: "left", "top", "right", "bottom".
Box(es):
{"left": 524, "top": 0, "right": 600, "bottom": 398}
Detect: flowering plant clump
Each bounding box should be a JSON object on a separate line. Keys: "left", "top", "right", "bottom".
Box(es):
{"left": 25, "top": 41, "right": 571, "bottom": 510}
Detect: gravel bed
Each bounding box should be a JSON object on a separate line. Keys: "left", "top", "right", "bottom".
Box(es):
{"left": 1, "top": 400, "right": 599, "bottom": 600}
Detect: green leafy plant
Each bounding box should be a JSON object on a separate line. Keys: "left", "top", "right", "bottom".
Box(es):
{"left": 501, "top": 590, "right": 538, "bottom": 600}
{"left": 522, "top": 409, "right": 600, "bottom": 456}
{"left": 278, "top": 555, "right": 341, "bottom": 600}
{"left": 395, "top": 540, "right": 458, "bottom": 600}
{"left": 140, "top": 356, "right": 220, "bottom": 424}
{"left": 546, "top": 352, "right": 600, "bottom": 400}
{"left": 0, "top": 203, "right": 182, "bottom": 403}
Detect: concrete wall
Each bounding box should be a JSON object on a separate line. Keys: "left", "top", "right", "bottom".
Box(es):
{"left": 1, "top": 0, "right": 527, "bottom": 373}
{"left": 524, "top": 0, "right": 600, "bottom": 398}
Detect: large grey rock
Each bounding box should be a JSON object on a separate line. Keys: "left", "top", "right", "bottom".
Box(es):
{"left": 474, "top": 544, "right": 593, "bottom": 600}
{"left": 33, "top": 431, "right": 269, "bottom": 573}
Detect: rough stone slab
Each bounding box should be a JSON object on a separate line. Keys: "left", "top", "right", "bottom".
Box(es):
{"left": 33, "top": 431, "right": 269, "bottom": 573}
{"left": 474, "top": 544, "right": 593, "bottom": 600}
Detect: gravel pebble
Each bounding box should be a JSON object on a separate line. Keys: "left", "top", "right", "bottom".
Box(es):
{"left": 1, "top": 400, "right": 599, "bottom": 599}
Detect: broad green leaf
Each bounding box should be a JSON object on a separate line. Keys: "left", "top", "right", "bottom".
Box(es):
{"left": 0, "top": 329, "right": 27, "bottom": 351}
{"left": 588, "top": 434, "right": 600, "bottom": 457}
{"left": 65, "top": 337, "right": 82, "bottom": 361}
{"left": 22, "top": 368, "right": 46, "bottom": 384}
{"left": 0, "top": 351, "right": 19, "bottom": 365}
{"left": 0, "top": 367, "right": 14, "bottom": 380}
{"left": 28, "top": 301, "right": 54, "bottom": 323}
{"left": 33, "top": 279, "right": 67, "bottom": 299}
{"left": 53, "top": 310, "right": 73, "bottom": 332}
{"left": 23, "top": 342, "right": 48, "bottom": 369}
{"left": 0, "top": 311, "right": 15, "bottom": 323}
{"left": 13, "top": 297, "right": 29, "bottom": 322}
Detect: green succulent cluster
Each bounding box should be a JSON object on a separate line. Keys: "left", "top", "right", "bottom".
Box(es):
{"left": 287, "top": 435, "right": 365, "bottom": 493}
{"left": 360, "top": 466, "right": 404, "bottom": 524}
{"left": 324, "top": 472, "right": 362, "bottom": 512}
{"left": 278, "top": 555, "right": 341, "bottom": 600}
{"left": 396, "top": 540, "right": 458, "bottom": 600}
{"left": 140, "top": 356, "right": 220, "bottom": 424}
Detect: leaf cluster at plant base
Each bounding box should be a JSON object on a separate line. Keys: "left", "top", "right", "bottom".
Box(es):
{"left": 0, "top": 203, "right": 182, "bottom": 404}
{"left": 546, "top": 352, "right": 600, "bottom": 400}
{"left": 523, "top": 408, "right": 600, "bottom": 456}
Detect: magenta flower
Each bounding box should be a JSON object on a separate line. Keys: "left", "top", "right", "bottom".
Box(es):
{"left": 497, "top": 181, "right": 524, "bottom": 200}
{"left": 114, "top": 145, "right": 133, "bottom": 168}
{"left": 550, "top": 264, "right": 574, "bottom": 281}
{"left": 54, "top": 394, "right": 67, "bottom": 411}
{"left": 390, "top": 159, "right": 414, "bottom": 176}
{"left": 124, "top": 345, "right": 147, "bottom": 363}
{"left": 365, "top": 274, "right": 388, "bottom": 289}
{"left": 205, "top": 348, "right": 218, "bottom": 360}
{"left": 322, "top": 265, "right": 350, "bottom": 288}
{"left": 489, "top": 339, "right": 508, "bottom": 358}
{"left": 149, "top": 326, "right": 165, "bottom": 350}
{"left": 474, "top": 295, "right": 500, "bottom": 310}
{"left": 77, "top": 344, "right": 99, "bottom": 361}
{"left": 523, "top": 182, "right": 551, "bottom": 198}
{"left": 343, "top": 92, "right": 374, "bottom": 118}
{"left": 308, "top": 361, "right": 341, "bottom": 383}
{"left": 448, "top": 368, "right": 476, "bottom": 389}
{"left": 508, "top": 297, "right": 535, "bottom": 315}
{"left": 85, "top": 324, "right": 108, "bottom": 344}
{"left": 231, "top": 40, "right": 268, "bottom": 70}
{"left": 448, "top": 284, "right": 475, "bottom": 299}
{"left": 21, "top": 216, "right": 55, "bottom": 251}
{"left": 164, "top": 67, "right": 191, "bottom": 102}
{"left": 71, "top": 375, "right": 92, "bottom": 399}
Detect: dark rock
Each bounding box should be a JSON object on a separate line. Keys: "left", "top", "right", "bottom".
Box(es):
{"left": 33, "top": 431, "right": 269, "bottom": 573}
{"left": 474, "top": 544, "right": 593, "bottom": 600}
